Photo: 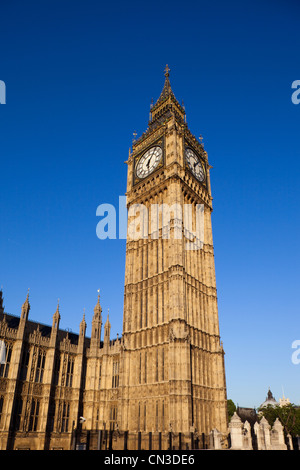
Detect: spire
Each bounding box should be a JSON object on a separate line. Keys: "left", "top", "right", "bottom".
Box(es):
{"left": 104, "top": 309, "right": 111, "bottom": 339}
{"left": 105, "top": 308, "right": 111, "bottom": 327}
{"left": 104, "top": 309, "right": 111, "bottom": 346}
{"left": 155, "top": 64, "right": 174, "bottom": 104}
{"left": 150, "top": 65, "right": 185, "bottom": 125}
{"left": 80, "top": 309, "right": 87, "bottom": 337}
{"left": 52, "top": 298, "right": 61, "bottom": 329}
{"left": 93, "top": 289, "right": 102, "bottom": 318}
{"left": 21, "top": 288, "right": 30, "bottom": 321}
{"left": 91, "top": 289, "right": 103, "bottom": 345}
{"left": 267, "top": 388, "right": 275, "bottom": 400}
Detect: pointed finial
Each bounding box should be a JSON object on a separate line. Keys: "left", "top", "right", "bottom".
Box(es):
{"left": 55, "top": 297, "right": 60, "bottom": 313}
{"left": 53, "top": 298, "right": 61, "bottom": 324}
{"left": 105, "top": 308, "right": 110, "bottom": 324}
{"left": 164, "top": 64, "right": 170, "bottom": 78}
{"left": 23, "top": 288, "right": 30, "bottom": 307}
{"left": 21, "top": 288, "right": 31, "bottom": 319}
{"left": 94, "top": 289, "right": 102, "bottom": 316}
{"left": 80, "top": 308, "right": 87, "bottom": 335}
{"left": 104, "top": 308, "right": 111, "bottom": 330}
{"left": 133, "top": 131, "right": 137, "bottom": 143}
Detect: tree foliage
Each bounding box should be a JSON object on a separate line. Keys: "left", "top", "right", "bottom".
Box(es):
{"left": 227, "top": 399, "right": 236, "bottom": 421}
{"left": 258, "top": 404, "right": 300, "bottom": 437}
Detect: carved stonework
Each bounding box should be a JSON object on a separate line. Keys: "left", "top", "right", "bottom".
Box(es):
{"left": 169, "top": 325, "right": 190, "bottom": 343}
{"left": 0, "top": 378, "right": 7, "bottom": 392}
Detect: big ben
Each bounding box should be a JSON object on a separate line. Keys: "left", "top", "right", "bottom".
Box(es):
{"left": 0, "top": 66, "right": 228, "bottom": 450}
{"left": 120, "top": 65, "right": 228, "bottom": 437}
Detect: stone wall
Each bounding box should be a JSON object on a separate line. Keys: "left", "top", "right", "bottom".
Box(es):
{"left": 223, "top": 412, "right": 293, "bottom": 450}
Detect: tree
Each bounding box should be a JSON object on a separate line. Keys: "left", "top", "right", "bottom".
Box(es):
{"left": 259, "top": 404, "right": 300, "bottom": 437}
{"left": 227, "top": 399, "right": 236, "bottom": 421}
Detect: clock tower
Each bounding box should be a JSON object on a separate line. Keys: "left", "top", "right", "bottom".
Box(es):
{"left": 120, "top": 66, "right": 227, "bottom": 436}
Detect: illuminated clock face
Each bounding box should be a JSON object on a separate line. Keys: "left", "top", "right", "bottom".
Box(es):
{"left": 136, "top": 146, "right": 163, "bottom": 179}
{"left": 185, "top": 148, "right": 205, "bottom": 182}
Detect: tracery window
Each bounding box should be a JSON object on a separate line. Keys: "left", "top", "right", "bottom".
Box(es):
{"left": 20, "top": 346, "right": 30, "bottom": 381}
{"left": 14, "top": 397, "right": 23, "bottom": 431}
{"left": 53, "top": 354, "right": 61, "bottom": 385}
{"left": 65, "top": 356, "right": 74, "bottom": 387}
{"left": 34, "top": 350, "right": 46, "bottom": 383}
{"left": 28, "top": 399, "right": 40, "bottom": 431}
{"left": 109, "top": 406, "right": 117, "bottom": 430}
{"left": 61, "top": 402, "right": 70, "bottom": 432}
{"left": 112, "top": 361, "right": 119, "bottom": 388}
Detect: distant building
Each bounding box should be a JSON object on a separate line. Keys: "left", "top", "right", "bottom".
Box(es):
{"left": 279, "top": 395, "right": 291, "bottom": 407}
{"left": 236, "top": 407, "right": 257, "bottom": 426}
{"left": 236, "top": 387, "right": 292, "bottom": 426}
{"left": 259, "top": 388, "right": 291, "bottom": 409}
{"left": 259, "top": 388, "right": 278, "bottom": 408}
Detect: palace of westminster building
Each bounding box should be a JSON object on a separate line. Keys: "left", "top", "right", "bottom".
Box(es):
{"left": 0, "top": 67, "right": 228, "bottom": 450}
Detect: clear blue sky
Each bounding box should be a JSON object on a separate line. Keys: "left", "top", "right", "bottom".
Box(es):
{"left": 0, "top": 0, "right": 299, "bottom": 409}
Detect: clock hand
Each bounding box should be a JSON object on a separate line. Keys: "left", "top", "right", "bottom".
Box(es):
{"left": 146, "top": 155, "right": 153, "bottom": 169}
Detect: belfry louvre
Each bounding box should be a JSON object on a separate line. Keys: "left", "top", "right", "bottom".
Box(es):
{"left": 0, "top": 67, "right": 228, "bottom": 450}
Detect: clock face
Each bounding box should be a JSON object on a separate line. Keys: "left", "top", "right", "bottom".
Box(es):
{"left": 136, "top": 146, "right": 163, "bottom": 179}
{"left": 185, "top": 148, "right": 205, "bottom": 182}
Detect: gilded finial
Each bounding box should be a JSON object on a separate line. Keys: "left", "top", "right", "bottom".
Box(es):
{"left": 164, "top": 64, "right": 170, "bottom": 78}
{"left": 133, "top": 131, "right": 137, "bottom": 143}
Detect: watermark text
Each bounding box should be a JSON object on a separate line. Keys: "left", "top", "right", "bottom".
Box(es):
{"left": 291, "top": 340, "right": 300, "bottom": 365}
{"left": 291, "top": 80, "right": 300, "bottom": 105}
{"left": 96, "top": 196, "right": 205, "bottom": 251}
